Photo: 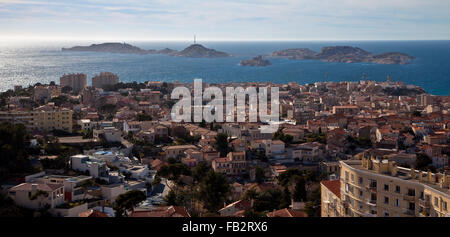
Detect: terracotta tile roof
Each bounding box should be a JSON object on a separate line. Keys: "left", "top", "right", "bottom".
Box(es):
{"left": 9, "top": 183, "right": 63, "bottom": 192}
{"left": 130, "top": 206, "right": 190, "bottom": 217}
{"left": 78, "top": 209, "right": 109, "bottom": 217}
{"left": 321, "top": 180, "right": 341, "bottom": 198}
{"left": 266, "top": 208, "right": 307, "bottom": 217}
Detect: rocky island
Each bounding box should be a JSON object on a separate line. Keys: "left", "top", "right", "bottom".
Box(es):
{"left": 171, "top": 44, "right": 230, "bottom": 58}
{"left": 271, "top": 46, "right": 414, "bottom": 64}
{"left": 62, "top": 42, "right": 230, "bottom": 58}
{"left": 239, "top": 55, "right": 271, "bottom": 67}
{"left": 62, "top": 42, "right": 177, "bottom": 55}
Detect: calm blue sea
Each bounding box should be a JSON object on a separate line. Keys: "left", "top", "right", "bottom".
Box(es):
{"left": 0, "top": 40, "right": 449, "bottom": 95}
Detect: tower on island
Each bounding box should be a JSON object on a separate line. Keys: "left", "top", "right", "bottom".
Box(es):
{"left": 194, "top": 35, "right": 196, "bottom": 44}
{"left": 387, "top": 74, "right": 391, "bottom": 84}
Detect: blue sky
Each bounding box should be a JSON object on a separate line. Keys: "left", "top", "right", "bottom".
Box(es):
{"left": 1, "top": 0, "right": 450, "bottom": 41}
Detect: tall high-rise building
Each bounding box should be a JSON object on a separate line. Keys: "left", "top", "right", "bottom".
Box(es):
{"left": 417, "top": 94, "right": 433, "bottom": 107}
{"left": 60, "top": 73, "right": 87, "bottom": 93}
{"left": 91, "top": 72, "right": 119, "bottom": 89}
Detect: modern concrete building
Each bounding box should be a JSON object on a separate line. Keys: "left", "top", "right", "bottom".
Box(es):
{"left": 60, "top": 73, "right": 87, "bottom": 93}
{"left": 91, "top": 72, "right": 119, "bottom": 89}
{"left": 0, "top": 106, "right": 73, "bottom": 133}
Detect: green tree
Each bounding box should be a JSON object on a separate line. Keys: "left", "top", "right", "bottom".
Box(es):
{"left": 279, "top": 187, "right": 292, "bottom": 209}
{"left": 415, "top": 153, "right": 433, "bottom": 171}
{"left": 214, "top": 133, "right": 230, "bottom": 157}
{"left": 255, "top": 167, "right": 265, "bottom": 184}
{"left": 0, "top": 123, "right": 33, "bottom": 181}
{"left": 304, "top": 186, "right": 321, "bottom": 217}
{"left": 293, "top": 177, "right": 307, "bottom": 202}
{"left": 113, "top": 190, "right": 146, "bottom": 217}
{"left": 198, "top": 170, "right": 231, "bottom": 212}
{"left": 192, "top": 161, "right": 212, "bottom": 183}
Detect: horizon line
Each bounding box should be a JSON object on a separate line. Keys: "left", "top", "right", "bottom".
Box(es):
{"left": 1, "top": 36, "right": 450, "bottom": 42}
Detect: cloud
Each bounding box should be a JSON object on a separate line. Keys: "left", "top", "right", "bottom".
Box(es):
{"left": 0, "top": 0, "right": 449, "bottom": 40}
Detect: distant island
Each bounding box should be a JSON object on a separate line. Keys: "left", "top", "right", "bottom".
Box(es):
{"left": 240, "top": 55, "right": 271, "bottom": 67}
{"left": 172, "top": 44, "right": 230, "bottom": 58}
{"left": 62, "top": 42, "right": 230, "bottom": 58}
{"left": 62, "top": 42, "right": 176, "bottom": 55}
{"left": 271, "top": 46, "right": 414, "bottom": 64}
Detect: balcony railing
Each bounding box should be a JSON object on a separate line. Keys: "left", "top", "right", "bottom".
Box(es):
{"left": 418, "top": 199, "right": 430, "bottom": 208}
{"left": 403, "top": 209, "right": 415, "bottom": 216}
{"left": 403, "top": 194, "right": 415, "bottom": 202}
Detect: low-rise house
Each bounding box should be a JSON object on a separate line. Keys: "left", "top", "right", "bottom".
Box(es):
{"left": 262, "top": 140, "right": 285, "bottom": 159}
{"left": 70, "top": 155, "right": 110, "bottom": 179}
{"left": 94, "top": 127, "right": 122, "bottom": 143}
{"left": 218, "top": 199, "right": 253, "bottom": 216}
{"left": 130, "top": 206, "right": 190, "bottom": 217}
{"left": 162, "top": 145, "right": 198, "bottom": 159}
{"left": 8, "top": 183, "right": 65, "bottom": 210}
{"left": 266, "top": 208, "right": 307, "bottom": 217}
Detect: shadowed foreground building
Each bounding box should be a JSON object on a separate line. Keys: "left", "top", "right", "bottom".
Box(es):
{"left": 321, "top": 157, "right": 450, "bottom": 217}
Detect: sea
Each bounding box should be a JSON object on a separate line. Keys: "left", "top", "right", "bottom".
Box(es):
{"left": 0, "top": 40, "right": 449, "bottom": 95}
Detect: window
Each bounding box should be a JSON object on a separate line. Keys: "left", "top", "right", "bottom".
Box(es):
{"left": 345, "top": 171, "right": 349, "bottom": 181}
{"left": 395, "top": 185, "right": 400, "bottom": 193}
{"left": 407, "top": 189, "right": 415, "bottom": 197}
{"left": 444, "top": 202, "right": 448, "bottom": 211}
{"left": 359, "top": 190, "right": 363, "bottom": 197}
{"left": 395, "top": 199, "right": 400, "bottom": 207}
{"left": 384, "top": 184, "right": 389, "bottom": 191}
{"left": 384, "top": 197, "right": 389, "bottom": 204}
{"left": 434, "top": 197, "right": 438, "bottom": 206}
{"left": 358, "top": 177, "right": 363, "bottom": 184}
{"left": 384, "top": 211, "right": 389, "bottom": 217}
{"left": 351, "top": 174, "right": 354, "bottom": 182}
{"left": 371, "top": 193, "right": 377, "bottom": 202}
{"left": 369, "top": 179, "right": 377, "bottom": 188}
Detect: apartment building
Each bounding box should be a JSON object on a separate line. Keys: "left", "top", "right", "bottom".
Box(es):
{"left": 212, "top": 151, "right": 247, "bottom": 176}
{"left": 91, "top": 72, "right": 119, "bottom": 89}
{"left": 0, "top": 106, "right": 73, "bottom": 133}
{"left": 60, "top": 73, "right": 87, "bottom": 92}
{"left": 321, "top": 157, "right": 450, "bottom": 217}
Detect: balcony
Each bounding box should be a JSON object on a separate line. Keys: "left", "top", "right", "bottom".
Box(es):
{"left": 366, "top": 186, "right": 377, "bottom": 193}
{"left": 367, "top": 199, "right": 377, "bottom": 206}
{"left": 403, "top": 209, "right": 415, "bottom": 216}
{"left": 403, "top": 194, "right": 415, "bottom": 202}
{"left": 419, "top": 211, "right": 430, "bottom": 217}
{"left": 418, "top": 199, "right": 430, "bottom": 208}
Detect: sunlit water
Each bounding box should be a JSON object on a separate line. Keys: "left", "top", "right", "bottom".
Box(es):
{"left": 0, "top": 40, "right": 449, "bottom": 95}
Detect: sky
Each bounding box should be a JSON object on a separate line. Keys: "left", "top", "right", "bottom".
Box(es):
{"left": 1, "top": 0, "right": 450, "bottom": 41}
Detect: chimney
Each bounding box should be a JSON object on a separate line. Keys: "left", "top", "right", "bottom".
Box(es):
{"left": 410, "top": 168, "right": 416, "bottom": 179}
{"left": 427, "top": 170, "right": 433, "bottom": 183}
{"left": 31, "top": 184, "right": 38, "bottom": 192}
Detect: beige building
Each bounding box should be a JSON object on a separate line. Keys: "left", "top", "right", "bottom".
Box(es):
{"left": 60, "top": 73, "right": 87, "bottom": 92}
{"left": 212, "top": 151, "right": 247, "bottom": 176}
{"left": 0, "top": 106, "right": 73, "bottom": 133}
{"left": 8, "top": 183, "right": 65, "bottom": 210}
{"left": 91, "top": 72, "right": 119, "bottom": 89}
{"left": 321, "top": 157, "right": 450, "bottom": 217}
